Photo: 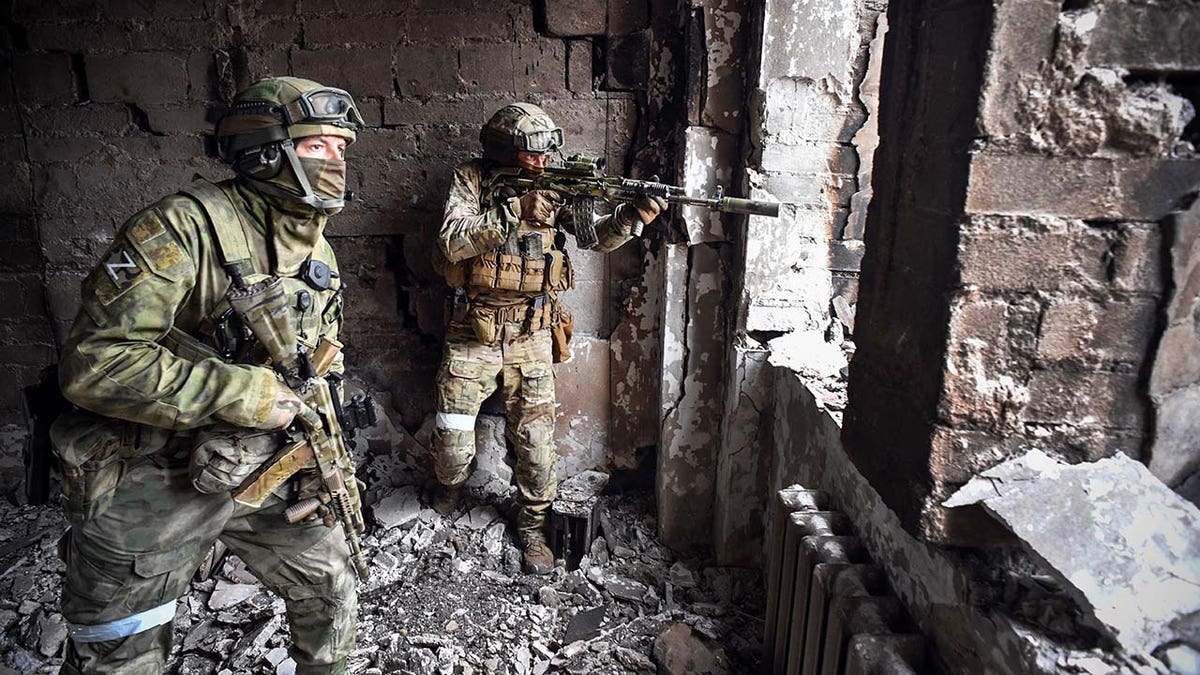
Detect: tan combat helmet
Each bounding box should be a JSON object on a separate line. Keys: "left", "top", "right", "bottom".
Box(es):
{"left": 216, "top": 76, "right": 363, "bottom": 213}
{"left": 479, "top": 102, "right": 564, "bottom": 165}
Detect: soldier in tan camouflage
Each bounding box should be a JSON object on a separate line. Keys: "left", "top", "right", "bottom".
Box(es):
{"left": 52, "top": 77, "right": 363, "bottom": 674}
{"left": 430, "top": 103, "right": 666, "bottom": 574}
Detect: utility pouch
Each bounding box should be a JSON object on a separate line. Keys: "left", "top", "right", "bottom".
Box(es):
{"left": 468, "top": 304, "right": 499, "bottom": 345}
{"left": 227, "top": 277, "right": 299, "bottom": 372}
{"left": 546, "top": 251, "right": 575, "bottom": 292}
{"left": 520, "top": 255, "right": 547, "bottom": 293}
{"left": 190, "top": 424, "right": 285, "bottom": 495}
{"left": 551, "top": 305, "right": 575, "bottom": 364}
{"left": 49, "top": 411, "right": 134, "bottom": 523}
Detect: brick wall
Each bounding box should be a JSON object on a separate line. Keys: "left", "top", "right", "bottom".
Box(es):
{"left": 845, "top": 0, "right": 1200, "bottom": 543}
{"left": 0, "top": 0, "right": 671, "bottom": 477}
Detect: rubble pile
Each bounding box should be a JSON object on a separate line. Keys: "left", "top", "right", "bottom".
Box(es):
{"left": 0, "top": 418, "right": 765, "bottom": 674}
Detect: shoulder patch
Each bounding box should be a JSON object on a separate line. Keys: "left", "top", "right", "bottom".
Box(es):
{"left": 93, "top": 245, "right": 151, "bottom": 306}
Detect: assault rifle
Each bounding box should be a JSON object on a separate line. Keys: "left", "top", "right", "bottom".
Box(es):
{"left": 489, "top": 154, "right": 781, "bottom": 248}
{"left": 224, "top": 277, "right": 372, "bottom": 579}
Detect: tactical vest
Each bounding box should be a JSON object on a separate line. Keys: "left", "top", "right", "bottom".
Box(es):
{"left": 170, "top": 179, "right": 343, "bottom": 364}
{"left": 446, "top": 171, "right": 575, "bottom": 297}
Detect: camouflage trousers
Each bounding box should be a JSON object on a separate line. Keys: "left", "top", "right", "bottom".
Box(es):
{"left": 433, "top": 320, "right": 558, "bottom": 536}
{"left": 60, "top": 453, "right": 356, "bottom": 675}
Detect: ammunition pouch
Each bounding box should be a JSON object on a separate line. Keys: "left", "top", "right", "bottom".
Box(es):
{"left": 190, "top": 424, "right": 285, "bottom": 495}
{"left": 226, "top": 276, "right": 301, "bottom": 374}
{"left": 461, "top": 250, "right": 573, "bottom": 294}
{"left": 551, "top": 305, "right": 574, "bottom": 364}
{"left": 49, "top": 411, "right": 170, "bottom": 523}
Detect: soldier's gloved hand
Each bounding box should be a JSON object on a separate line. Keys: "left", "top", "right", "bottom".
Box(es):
{"left": 257, "top": 386, "right": 307, "bottom": 431}
{"left": 517, "top": 189, "right": 563, "bottom": 223}
{"left": 633, "top": 194, "right": 668, "bottom": 225}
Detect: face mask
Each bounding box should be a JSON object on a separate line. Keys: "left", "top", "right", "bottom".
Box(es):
{"left": 262, "top": 156, "right": 348, "bottom": 216}
{"left": 298, "top": 156, "right": 348, "bottom": 204}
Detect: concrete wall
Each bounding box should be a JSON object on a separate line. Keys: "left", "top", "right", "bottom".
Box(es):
{"left": 687, "top": 0, "right": 888, "bottom": 565}
{"left": 0, "top": 0, "right": 673, "bottom": 481}
{"left": 844, "top": 0, "right": 1200, "bottom": 544}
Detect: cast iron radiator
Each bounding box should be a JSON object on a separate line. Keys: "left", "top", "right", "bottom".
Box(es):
{"left": 763, "top": 487, "right": 927, "bottom": 674}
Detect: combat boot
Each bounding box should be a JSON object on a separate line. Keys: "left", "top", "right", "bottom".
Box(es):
{"left": 521, "top": 530, "right": 554, "bottom": 575}
{"left": 431, "top": 483, "right": 463, "bottom": 516}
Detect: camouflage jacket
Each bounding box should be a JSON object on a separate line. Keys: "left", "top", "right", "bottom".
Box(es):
{"left": 59, "top": 179, "right": 343, "bottom": 432}
{"left": 436, "top": 159, "right": 634, "bottom": 305}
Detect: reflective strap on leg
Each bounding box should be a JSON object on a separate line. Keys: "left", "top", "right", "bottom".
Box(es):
{"left": 436, "top": 412, "right": 477, "bottom": 431}
{"left": 68, "top": 599, "right": 177, "bottom": 643}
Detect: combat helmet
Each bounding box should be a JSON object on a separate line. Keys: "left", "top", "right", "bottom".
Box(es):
{"left": 216, "top": 76, "right": 363, "bottom": 214}
{"left": 480, "top": 103, "right": 563, "bottom": 165}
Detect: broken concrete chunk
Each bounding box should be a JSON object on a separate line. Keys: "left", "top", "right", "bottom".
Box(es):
{"left": 944, "top": 449, "right": 1200, "bottom": 654}
{"left": 36, "top": 612, "right": 67, "bottom": 657}
{"left": 373, "top": 486, "right": 424, "bottom": 530}
{"left": 604, "top": 575, "right": 649, "bottom": 604}
{"left": 455, "top": 505, "right": 500, "bottom": 531}
{"left": 208, "top": 580, "right": 258, "bottom": 611}
{"left": 562, "top": 605, "right": 606, "bottom": 644}
{"left": 557, "top": 470, "right": 610, "bottom": 504}
{"left": 652, "top": 623, "right": 729, "bottom": 675}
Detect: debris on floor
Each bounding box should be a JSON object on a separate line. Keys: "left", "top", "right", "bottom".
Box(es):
{"left": 0, "top": 419, "right": 765, "bottom": 674}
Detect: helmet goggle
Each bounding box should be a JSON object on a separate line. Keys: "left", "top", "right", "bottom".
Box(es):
{"left": 520, "top": 128, "right": 563, "bottom": 154}
{"left": 280, "top": 87, "right": 364, "bottom": 129}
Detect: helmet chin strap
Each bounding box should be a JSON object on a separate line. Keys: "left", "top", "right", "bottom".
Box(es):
{"left": 242, "top": 139, "right": 347, "bottom": 215}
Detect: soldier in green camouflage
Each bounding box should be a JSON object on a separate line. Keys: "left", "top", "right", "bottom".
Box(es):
{"left": 52, "top": 77, "right": 363, "bottom": 674}
{"left": 430, "top": 103, "right": 666, "bottom": 574}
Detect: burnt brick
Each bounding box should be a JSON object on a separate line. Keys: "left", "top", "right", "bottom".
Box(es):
{"left": 606, "top": 0, "right": 649, "bottom": 36}
{"left": 292, "top": 47, "right": 393, "bottom": 97}
{"left": 24, "top": 21, "right": 126, "bottom": 52}
{"left": 514, "top": 41, "right": 567, "bottom": 94}
{"left": 566, "top": 39, "right": 594, "bottom": 93}
{"left": 0, "top": 274, "right": 48, "bottom": 318}
{"left": 351, "top": 127, "right": 419, "bottom": 158}
{"left": 1037, "top": 297, "right": 1158, "bottom": 364}
{"left": 1114, "top": 159, "right": 1200, "bottom": 222}
{"left": 1086, "top": 3, "right": 1200, "bottom": 71}
{"left": 459, "top": 45, "right": 515, "bottom": 94}
{"left": 408, "top": 9, "right": 513, "bottom": 43}
{"left": 241, "top": 49, "right": 292, "bottom": 88}
{"left": 96, "top": 0, "right": 204, "bottom": 19}
{"left": 1026, "top": 370, "right": 1146, "bottom": 429}
{"left": 126, "top": 19, "right": 223, "bottom": 51}
{"left": 87, "top": 52, "right": 189, "bottom": 104}
{"left": 305, "top": 15, "right": 405, "bottom": 46}
{"left": 143, "top": 103, "right": 211, "bottom": 134}
{"left": 958, "top": 220, "right": 1111, "bottom": 292}
{"left": 543, "top": 0, "right": 606, "bottom": 37}
{"left": 0, "top": 164, "right": 34, "bottom": 215}
{"left": 14, "top": 0, "right": 99, "bottom": 22}
{"left": 393, "top": 46, "right": 458, "bottom": 97}
{"left": 27, "top": 137, "right": 108, "bottom": 163}
{"left": 13, "top": 53, "right": 77, "bottom": 105}
{"left": 605, "top": 32, "right": 649, "bottom": 90}
{"left": 966, "top": 154, "right": 1117, "bottom": 219}
{"left": 1111, "top": 223, "right": 1164, "bottom": 295}
{"left": 258, "top": 0, "right": 298, "bottom": 15}
{"left": 382, "top": 97, "right": 488, "bottom": 127}
{"left": 241, "top": 17, "right": 303, "bottom": 47}
{"left": 25, "top": 104, "right": 131, "bottom": 136}
{"left": 0, "top": 107, "right": 22, "bottom": 136}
